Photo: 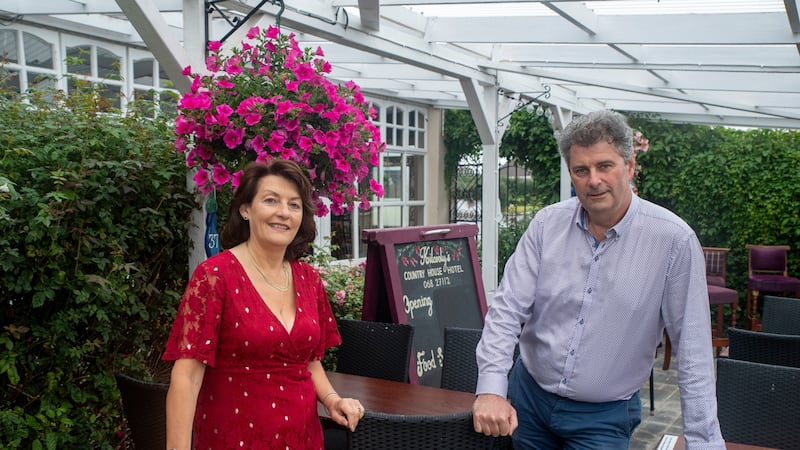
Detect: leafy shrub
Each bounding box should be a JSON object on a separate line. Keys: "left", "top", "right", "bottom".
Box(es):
{"left": 0, "top": 80, "right": 195, "bottom": 448}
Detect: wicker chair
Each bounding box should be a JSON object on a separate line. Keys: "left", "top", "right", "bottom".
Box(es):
{"left": 440, "top": 327, "right": 482, "bottom": 393}
{"left": 726, "top": 327, "right": 800, "bottom": 368}
{"left": 335, "top": 319, "right": 414, "bottom": 382}
{"left": 716, "top": 358, "right": 800, "bottom": 449}
{"left": 347, "top": 410, "right": 494, "bottom": 450}
{"left": 761, "top": 295, "right": 800, "bottom": 335}
{"left": 439, "top": 327, "right": 515, "bottom": 449}
{"left": 115, "top": 373, "right": 169, "bottom": 450}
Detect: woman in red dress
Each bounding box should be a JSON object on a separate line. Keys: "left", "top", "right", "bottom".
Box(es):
{"left": 163, "top": 159, "right": 364, "bottom": 449}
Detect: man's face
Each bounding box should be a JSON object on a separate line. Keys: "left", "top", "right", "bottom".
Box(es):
{"left": 568, "top": 140, "right": 635, "bottom": 223}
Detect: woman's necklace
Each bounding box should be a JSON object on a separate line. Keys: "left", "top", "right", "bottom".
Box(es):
{"left": 245, "top": 241, "right": 290, "bottom": 292}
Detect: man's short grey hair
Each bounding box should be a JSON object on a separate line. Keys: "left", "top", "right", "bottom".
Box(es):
{"left": 557, "top": 110, "right": 634, "bottom": 166}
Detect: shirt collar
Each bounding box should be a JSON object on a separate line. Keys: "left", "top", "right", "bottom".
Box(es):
{"left": 575, "top": 194, "right": 640, "bottom": 238}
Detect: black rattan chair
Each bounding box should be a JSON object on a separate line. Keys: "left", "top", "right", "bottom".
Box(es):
{"left": 726, "top": 327, "right": 800, "bottom": 368}
{"left": 336, "top": 319, "right": 414, "bottom": 382}
{"left": 440, "top": 327, "right": 482, "bottom": 393}
{"left": 440, "top": 327, "right": 515, "bottom": 450}
{"left": 348, "top": 410, "right": 494, "bottom": 450}
{"left": 115, "top": 373, "right": 169, "bottom": 450}
{"left": 716, "top": 358, "right": 800, "bottom": 449}
{"left": 761, "top": 295, "right": 800, "bottom": 335}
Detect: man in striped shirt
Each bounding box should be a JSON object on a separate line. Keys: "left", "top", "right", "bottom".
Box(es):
{"left": 473, "top": 110, "right": 724, "bottom": 449}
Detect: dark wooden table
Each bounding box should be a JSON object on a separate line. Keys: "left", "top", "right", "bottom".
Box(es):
{"left": 661, "top": 435, "right": 778, "bottom": 450}
{"left": 318, "top": 371, "right": 476, "bottom": 418}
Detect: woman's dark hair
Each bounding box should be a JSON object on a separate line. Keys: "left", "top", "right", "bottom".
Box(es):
{"left": 220, "top": 159, "right": 318, "bottom": 260}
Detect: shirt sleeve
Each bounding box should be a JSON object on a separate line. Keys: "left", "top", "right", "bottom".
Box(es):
{"left": 662, "top": 236, "right": 726, "bottom": 449}
{"left": 162, "top": 261, "right": 225, "bottom": 367}
{"left": 475, "top": 216, "right": 539, "bottom": 397}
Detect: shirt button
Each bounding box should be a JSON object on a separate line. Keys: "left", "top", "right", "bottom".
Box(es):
{"left": 594, "top": 256, "right": 599, "bottom": 261}
{"left": 587, "top": 288, "right": 592, "bottom": 294}
{"left": 570, "top": 349, "right": 575, "bottom": 355}
{"left": 562, "top": 378, "right": 567, "bottom": 384}
{"left": 579, "top": 318, "right": 585, "bottom": 325}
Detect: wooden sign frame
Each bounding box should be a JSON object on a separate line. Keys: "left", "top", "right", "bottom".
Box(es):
{"left": 361, "top": 224, "right": 488, "bottom": 386}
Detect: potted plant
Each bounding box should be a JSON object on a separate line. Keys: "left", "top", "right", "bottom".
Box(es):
{"left": 174, "top": 25, "right": 385, "bottom": 216}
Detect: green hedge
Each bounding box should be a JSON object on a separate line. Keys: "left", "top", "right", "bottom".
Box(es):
{"left": 0, "top": 83, "right": 195, "bottom": 448}
{"left": 631, "top": 116, "right": 800, "bottom": 310}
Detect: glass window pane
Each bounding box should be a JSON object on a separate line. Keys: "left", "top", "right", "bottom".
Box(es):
{"left": 386, "top": 106, "right": 395, "bottom": 124}
{"left": 408, "top": 205, "right": 424, "bottom": 226}
{"left": 158, "top": 66, "right": 174, "bottom": 89}
{"left": 381, "top": 205, "right": 402, "bottom": 228}
{"left": 417, "top": 131, "right": 425, "bottom": 148}
{"left": 134, "top": 88, "right": 154, "bottom": 102}
{"left": 331, "top": 213, "right": 353, "bottom": 260}
{"left": 396, "top": 108, "right": 404, "bottom": 126}
{"left": 97, "top": 47, "right": 121, "bottom": 80}
{"left": 0, "top": 30, "right": 18, "bottom": 64}
{"left": 383, "top": 154, "right": 402, "bottom": 201}
{"left": 27, "top": 71, "right": 55, "bottom": 91}
{"left": 67, "top": 45, "right": 91, "bottom": 75}
{"left": 385, "top": 126, "right": 394, "bottom": 145}
{"left": 408, "top": 110, "right": 416, "bottom": 127}
{"left": 358, "top": 209, "right": 378, "bottom": 258}
{"left": 98, "top": 83, "right": 121, "bottom": 109}
{"left": 23, "top": 32, "right": 52, "bottom": 69}
{"left": 133, "top": 58, "right": 154, "bottom": 85}
{"left": 407, "top": 154, "right": 424, "bottom": 201}
{"left": 409, "top": 130, "right": 416, "bottom": 148}
{"left": 1, "top": 69, "right": 20, "bottom": 95}
{"left": 395, "top": 128, "right": 403, "bottom": 146}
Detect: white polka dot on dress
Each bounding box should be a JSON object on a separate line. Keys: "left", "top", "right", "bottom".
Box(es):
{"left": 245, "top": 307, "right": 250, "bottom": 313}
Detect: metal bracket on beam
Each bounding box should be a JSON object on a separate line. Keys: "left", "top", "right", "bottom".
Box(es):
{"left": 206, "top": 0, "right": 284, "bottom": 44}
{"left": 497, "top": 84, "right": 552, "bottom": 127}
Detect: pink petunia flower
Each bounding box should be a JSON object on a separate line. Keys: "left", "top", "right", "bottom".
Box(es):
{"left": 212, "top": 163, "right": 231, "bottom": 185}
{"left": 246, "top": 26, "right": 260, "bottom": 39}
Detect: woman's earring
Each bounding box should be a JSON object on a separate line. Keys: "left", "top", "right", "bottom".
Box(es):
{"left": 243, "top": 216, "right": 249, "bottom": 221}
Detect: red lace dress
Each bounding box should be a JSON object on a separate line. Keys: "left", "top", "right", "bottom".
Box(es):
{"left": 163, "top": 251, "right": 341, "bottom": 449}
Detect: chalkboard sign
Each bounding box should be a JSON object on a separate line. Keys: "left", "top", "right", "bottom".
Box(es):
{"left": 361, "top": 224, "right": 487, "bottom": 386}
